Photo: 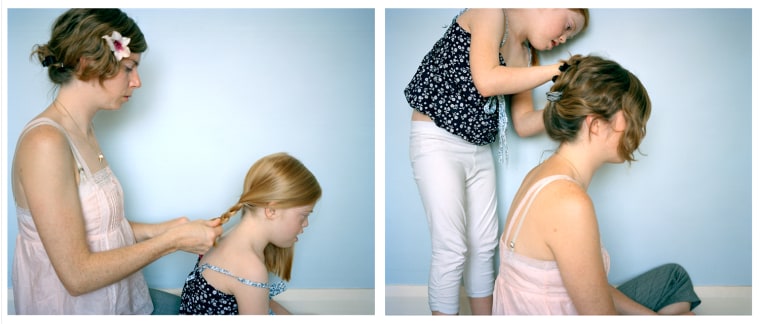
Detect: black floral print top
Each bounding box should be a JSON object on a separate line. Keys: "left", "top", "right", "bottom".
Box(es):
{"left": 179, "top": 258, "right": 287, "bottom": 315}
{"left": 404, "top": 13, "right": 508, "bottom": 146}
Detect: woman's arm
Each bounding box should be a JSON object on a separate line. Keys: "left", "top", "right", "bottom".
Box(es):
{"left": 541, "top": 181, "right": 617, "bottom": 315}
{"left": 609, "top": 285, "right": 658, "bottom": 315}
{"left": 15, "top": 127, "right": 222, "bottom": 296}
{"left": 464, "top": 9, "right": 562, "bottom": 97}
{"left": 130, "top": 217, "right": 208, "bottom": 242}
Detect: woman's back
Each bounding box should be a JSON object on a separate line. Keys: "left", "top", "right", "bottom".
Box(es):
{"left": 493, "top": 171, "right": 609, "bottom": 315}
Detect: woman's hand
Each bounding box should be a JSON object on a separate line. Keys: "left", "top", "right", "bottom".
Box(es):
{"left": 167, "top": 217, "right": 223, "bottom": 255}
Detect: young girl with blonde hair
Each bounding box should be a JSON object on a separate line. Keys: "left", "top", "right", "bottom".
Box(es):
{"left": 179, "top": 152, "right": 322, "bottom": 315}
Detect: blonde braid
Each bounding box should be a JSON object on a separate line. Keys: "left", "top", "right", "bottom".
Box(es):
{"left": 216, "top": 202, "right": 244, "bottom": 224}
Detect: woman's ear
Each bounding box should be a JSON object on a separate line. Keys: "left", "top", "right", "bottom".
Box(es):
{"left": 77, "top": 57, "right": 88, "bottom": 73}
{"left": 586, "top": 115, "right": 600, "bottom": 136}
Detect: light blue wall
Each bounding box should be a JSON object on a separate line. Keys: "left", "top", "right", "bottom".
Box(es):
{"left": 5, "top": 8, "right": 375, "bottom": 289}
{"left": 386, "top": 9, "right": 751, "bottom": 286}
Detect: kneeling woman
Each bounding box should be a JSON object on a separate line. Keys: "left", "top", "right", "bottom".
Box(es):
{"left": 492, "top": 55, "right": 701, "bottom": 315}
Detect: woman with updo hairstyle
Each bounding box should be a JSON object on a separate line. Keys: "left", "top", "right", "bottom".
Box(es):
{"left": 180, "top": 152, "right": 322, "bottom": 315}
{"left": 543, "top": 54, "right": 650, "bottom": 163}
{"left": 32, "top": 8, "right": 148, "bottom": 85}
{"left": 492, "top": 54, "right": 701, "bottom": 315}
{"left": 11, "top": 9, "right": 222, "bottom": 314}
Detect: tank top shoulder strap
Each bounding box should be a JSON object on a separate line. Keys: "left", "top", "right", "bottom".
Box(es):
{"left": 18, "top": 117, "right": 90, "bottom": 178}
{"left": 504, "top": 174, "right": 578, "bottom": 251}
{"left": 199, "top": 263, "right": 269, "bottom": 289}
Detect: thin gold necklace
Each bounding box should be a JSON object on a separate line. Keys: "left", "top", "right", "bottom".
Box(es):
{"left": 55, "top": 99, "right": 104, "bottom": 164}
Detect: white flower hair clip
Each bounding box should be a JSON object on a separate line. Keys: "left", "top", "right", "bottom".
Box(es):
{"left": 102, "top": 31, "right": 131, "bottom": 61}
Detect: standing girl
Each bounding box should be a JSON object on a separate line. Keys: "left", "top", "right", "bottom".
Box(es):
{"left": 179, "top": 152, "right": 322, "bottom": 315}
{"left": 404, "top": 9, "right": 589, "bottom": 315}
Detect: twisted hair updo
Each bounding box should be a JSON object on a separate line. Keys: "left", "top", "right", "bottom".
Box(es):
{"left": 544, "top": 54, "right": 651, "bottom": 162}
{"left": 32, "top": 9, "right": 147, "bottom": 85}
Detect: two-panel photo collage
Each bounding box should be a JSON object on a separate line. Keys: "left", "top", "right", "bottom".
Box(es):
{"left": 1, "top": 4, "right": 754, "bottom": 321}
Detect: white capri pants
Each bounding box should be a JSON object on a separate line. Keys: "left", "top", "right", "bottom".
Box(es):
{"left": 409, "top": 121, "right": 499, "bottom": 314}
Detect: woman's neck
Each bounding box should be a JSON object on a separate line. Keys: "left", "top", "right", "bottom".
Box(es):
{"left": 554, "top": 144, "right": 603, "bottom": 190}
{"left": 54, "top": 87, "right": 98, "bottom": 137}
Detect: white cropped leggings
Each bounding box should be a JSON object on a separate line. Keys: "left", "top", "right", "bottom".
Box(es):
{"left": 409, "top": 121, "right": 498, "bottom": 314}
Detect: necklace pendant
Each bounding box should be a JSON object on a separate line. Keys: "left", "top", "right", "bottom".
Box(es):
{"left": 98, "top": 153, "right": 104, "bottom": 164}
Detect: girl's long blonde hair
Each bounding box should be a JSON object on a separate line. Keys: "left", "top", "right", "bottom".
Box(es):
{"left": 218, "top": 152, "right": 321, "bottom": 281}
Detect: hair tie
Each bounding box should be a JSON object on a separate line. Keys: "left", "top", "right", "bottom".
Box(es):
{"left": 42, "top": 55, "right": 56, "bottom": 67}
{"left": 42, "top": 55, "right": 65, "bottom": 69}
{"left": 546, "top": 91, "right": 563, "bottom": 102}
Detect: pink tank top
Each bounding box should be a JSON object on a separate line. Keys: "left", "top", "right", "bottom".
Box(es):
{"left": 12, "top": 118, "right": 152, "bottom": 314}
{"left": 492, "top": 175, "right": 610, "bottom": 315}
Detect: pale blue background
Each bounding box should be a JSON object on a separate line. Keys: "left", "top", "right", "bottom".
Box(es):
{"left": 386, "top": 9, "right": 751, "bottom": 287}
{"left": 5, "top": 8, "right": 375, "bottom": 290}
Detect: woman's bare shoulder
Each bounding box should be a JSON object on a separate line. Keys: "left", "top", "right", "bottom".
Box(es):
{"left": 14, "top": 122, "right": 72, "bottom": 170}
{"left": 16, "top": 121, "right": 68, "bottom": 152}
{"left": 535, "top": 177, "right": 595, "bottom": 223}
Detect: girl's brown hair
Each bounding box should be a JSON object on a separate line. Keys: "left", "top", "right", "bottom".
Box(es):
{"left": 544, "top": 54, "right": 651, "bottom": 162}
{"left": 32, "top": 9, "right": 148, "bottom": 85}
{"left": 218, "top": 152, "right": 322, "bottom": 281}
